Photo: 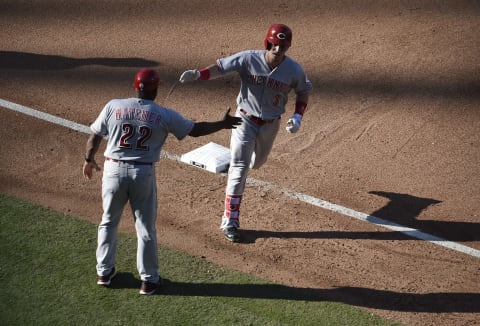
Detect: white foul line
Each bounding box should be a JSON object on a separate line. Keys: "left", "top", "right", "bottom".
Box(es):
{"left": 0, "top": 99, "right": 91, "bottom": 134}
{"left": 1, "top": 98, "right": 479, "bottom": 259}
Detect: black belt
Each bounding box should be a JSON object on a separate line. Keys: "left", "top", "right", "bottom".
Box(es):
{"left": 106, "top": 157, "right": 152, "bottom": 165}
{"left": 240, "top": 108, "right": 276, "bottom": 126}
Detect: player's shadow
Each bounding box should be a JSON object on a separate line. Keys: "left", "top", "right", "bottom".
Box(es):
{"left": 156, "top": 279, "right": 480, "bottom": 313}
{"left": 368, "top": 191, "right": 480, "bottom": 242}
{"left": 107, "top": 272, "right": 141, "bottom": 290}
{"left": 104, "top": 277, "right": 480, "bottom": 312}
{"left": 242, "top": 191, "right": 479, "bottom": 243}
{"left": 240, "top": 229, "right": 415, "bottom": 244}
{"left": 0, "top": 50, "right": 158, "bottom": 70}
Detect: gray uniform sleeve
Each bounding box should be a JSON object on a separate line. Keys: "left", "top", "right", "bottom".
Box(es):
{"left": 216, "top": 51, "right": 248, "bottom": 74}
{"left": 90, "top": 101, "right": 114, "bottom": 137}
{"left": 293, "top": 65, "right": 313, "bottom": 96}
{"left": 165, "top": 109, "right": 195, "bottom": 140}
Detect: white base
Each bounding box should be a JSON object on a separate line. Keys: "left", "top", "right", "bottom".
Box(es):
{"left": 180, "top": 142, "right": 231, "bottom": 173}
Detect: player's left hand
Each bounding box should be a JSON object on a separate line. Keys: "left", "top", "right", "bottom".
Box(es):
{"left": 286, "top": 113, "right": 302, "bottom": 133}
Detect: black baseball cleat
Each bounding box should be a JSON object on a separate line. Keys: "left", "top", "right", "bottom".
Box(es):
{"left": 223, "top": 227, "right": 240, "bottom": 242}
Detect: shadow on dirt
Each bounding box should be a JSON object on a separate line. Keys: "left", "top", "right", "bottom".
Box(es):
{"left": 240, "top": 229, "right": 418, "bottom": 243}
{"left": 0, "top": 51, "right": 158, "bottom": 70}
{"left": 241, "top": 191, "right": 479, "bottom": 243}
{"left": 106, "top": 278, "right": 479, "bottom": 313}
{"left": 369, "top": 191, "right": 480, "bottom": 242}
{"left": 3, "top": 51, "right": 479, "bottom": 101}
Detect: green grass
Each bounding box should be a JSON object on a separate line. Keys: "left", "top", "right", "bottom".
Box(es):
{"left": 0, "top": 194, "right": 399, "bottom": 325}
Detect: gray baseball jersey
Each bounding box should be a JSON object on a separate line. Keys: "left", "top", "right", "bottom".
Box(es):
{"left": 90, "top": 98, "right": 194, "bottom": 162}
{"left": 216, "top": 50, "right": 312, "bottom": 120}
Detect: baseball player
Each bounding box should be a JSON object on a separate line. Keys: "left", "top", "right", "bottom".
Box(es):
{"left": 179, "top": 24, "right": 313, "bottom": 242}
{"left": 83, "top": 68, "right": 241, "bottom": 295}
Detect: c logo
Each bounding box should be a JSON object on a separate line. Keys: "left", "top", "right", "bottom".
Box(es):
{"left": 277, "top": 32, "right": 286, "bottom": 40}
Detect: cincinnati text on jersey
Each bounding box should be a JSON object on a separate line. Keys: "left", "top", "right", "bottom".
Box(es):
{"left": 247, "top": 75, "right": 290, "bottom": 91}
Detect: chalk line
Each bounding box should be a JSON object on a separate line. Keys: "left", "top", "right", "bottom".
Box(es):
{"left": 1, "top": 98, "right": 479, "bottom": 259}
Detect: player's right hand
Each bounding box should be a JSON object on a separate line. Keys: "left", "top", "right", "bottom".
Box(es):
{"left": 286, "top": 113, "right": 302, "bottom": 133}
{"left": 179, "top": 69, "right": 200, "bottom": 83}
{"left": 83, "top": 161, "right": 101, "bottom": 179}
{"left": 223, "top": 108, "right": 242, "bottom": 129}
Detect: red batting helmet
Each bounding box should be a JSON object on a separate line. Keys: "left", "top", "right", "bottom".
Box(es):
{"left": 133, "top": 68, "right": 160, "bottom": 92}
{"left": 264, "top": 24, "right": 292, "bottom": 49}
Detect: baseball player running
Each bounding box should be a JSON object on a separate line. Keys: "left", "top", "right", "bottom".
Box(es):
{"left": 179, "top": 24, "right": 313, "bottom": 242}
{"left": 83, "top": 68, "right": 241, "bottom": 295}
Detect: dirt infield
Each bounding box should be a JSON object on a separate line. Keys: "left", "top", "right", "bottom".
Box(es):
{"left": 1, "top": 1, "right": 479, "bottom": 325}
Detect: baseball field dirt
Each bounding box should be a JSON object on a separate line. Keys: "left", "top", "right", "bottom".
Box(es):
{"left": 0, "top": 1, "right": 479, "bottom": 325}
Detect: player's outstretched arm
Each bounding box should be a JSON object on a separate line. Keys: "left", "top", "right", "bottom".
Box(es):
{"left": 179, "top": 64, "right": 223, "bottom": 83}
{"left": 189, "top": 108, "right": 242, "bottom": 137}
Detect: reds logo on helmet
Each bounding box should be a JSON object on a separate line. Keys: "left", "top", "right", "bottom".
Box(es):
{"left": 133, "top": 68, "right": 160, "bottom": 91}
{"left": 264, "top": 24, "right": 292, "bottom": 49}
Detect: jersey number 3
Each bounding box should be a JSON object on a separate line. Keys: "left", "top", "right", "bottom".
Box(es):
{"left": 119, "top": 123, "right": 152, "bottom": 151}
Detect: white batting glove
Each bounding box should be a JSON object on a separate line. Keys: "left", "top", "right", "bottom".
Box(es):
{"left": 286, "top": 113, "right": 302, "bottom": 133}
{"left": 179, "top": 69, "right": 200, "bottom": 83}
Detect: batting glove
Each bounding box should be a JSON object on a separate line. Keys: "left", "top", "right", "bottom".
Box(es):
{"left": 179, "top": 69, "right": 200, "bottom": 83}
{"left": 286, "top": 113, "right": 302, "bottom": 133}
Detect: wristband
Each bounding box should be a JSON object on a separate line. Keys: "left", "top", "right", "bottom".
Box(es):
{"left": 295, "top": 101, "right": 307, "bottom": 116}
{"left": 198, "top": 68, "right": 210, "bottom": 80}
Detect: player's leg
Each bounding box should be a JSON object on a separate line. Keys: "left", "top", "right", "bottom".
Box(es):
{"left": 221, "top": 118, "right": 257, "bottom": 240}
{"left": 226, "top": 118, "right": 257, "bottom": 195}
{"left": 250, "top": 118, "right": 281, "bottom": 169}
{"left": 128, "top": 164, "right": 160, "bottom": 285}
{"left": 97, "top": 161, "right": 128, "bottom": 281}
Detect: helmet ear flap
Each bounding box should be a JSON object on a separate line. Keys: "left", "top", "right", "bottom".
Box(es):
{"left": 264, "top": 40, "right": 273, "bottom": 50}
